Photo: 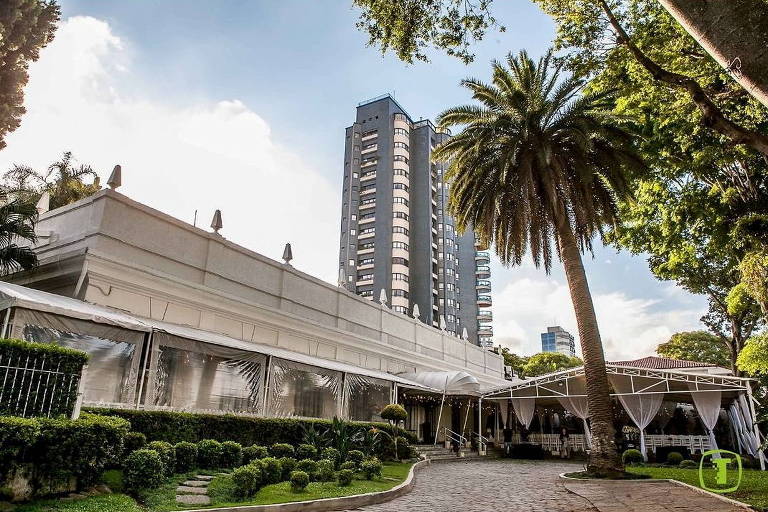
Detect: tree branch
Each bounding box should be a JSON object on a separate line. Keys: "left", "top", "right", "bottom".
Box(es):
{"left": 596, "top": 0, "right": 768, "bottom": 159}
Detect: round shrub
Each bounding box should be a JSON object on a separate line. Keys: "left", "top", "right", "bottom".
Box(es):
{"left": 243, "top": 445, "right": 269, "bottom": 464}
{"left": 346, "top": 449, "right": 364, "bottom": 466}
{"left": 337, "top": 468, "right": 354, "bottom": 486}
{"left": 679, "top": 459, "right": 697, "bottom": 469}
{"left": 667, "top": 452, "right": 684, "bottom": 466}
{"left": 360, "top": 457, "right": 382, "bottom": 480}
{"left": 221, "top": 441, "right": 243, "bottom": 468}
{"left": 147, "top": 441, "right": 176, "bottom": 476}
{"left": 270, "top": 443, "right": 295, "bottom": 458}
{"left": 232, "top": 464, "right": 262, "bottom": 497}
{"left": 259, "top": 456, "right": 282, "bottom": 484}
{"left": 197, "top": 439, "right": 223, "bottom": 469}
{"left": 279, "top": 457, "right": 297, "bottom": 481}
{"left": 380, "top": 404, "right": 407, "bottom": 423}
{"left": 290, "top": 470, "right": 309, "bottom": 492}
{"left": 124, "top": 449, "right": 164, "bottom": 493}
{"left": 296, "top": 459, "right": 318, "bottom": 479}
{"left": 321, "top": 447, "right": 341, "bottom": 468}
{"left": 175, "top": 441, "right": 198, "bottom": 473}
{"left": 316, "top": 459, "right": 335, "bottom": 482}
{"left": 339, "top": 461, "right": 357, "bottom": 471}
{"left": 395, "top": 436, "right": 413, "bottom": 460}
{"left": 296, "top": 444, "right": 318, "bottom": 460}
{"left": 124, "top": 432, "right": 147, "bottom": 454}
{"left": 621, "top": 449, "right": 644, "bottom": 465}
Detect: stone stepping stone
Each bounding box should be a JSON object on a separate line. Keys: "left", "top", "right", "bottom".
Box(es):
{"left": 176, "top": 485, "right": 208, "bottom": 495}
{"left": 182, "top": 480, "right": 210, "bottom": 487}
{"left": 195, "top": 475, "right": 214, "bottom": 481}
{"left": 176, "top": 494, "right": 211, "bottom": 506}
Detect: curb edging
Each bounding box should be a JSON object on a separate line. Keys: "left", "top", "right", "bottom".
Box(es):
{"left": 179, "top": 460, "right": 429, "bottom": 512}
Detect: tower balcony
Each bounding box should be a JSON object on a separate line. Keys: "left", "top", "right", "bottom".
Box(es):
{"left": 477, "top": 310, "right": 493, "bottom": 322}
{"left": 476, "top": 295, "right": 492, "bottom": 307}
{"left": 475, "top": 251, "right": 490, "bottom": 265}
{"left": 477, "top": 325, "right": 493, "bottom": 336}
{"left": 476, "top": 280, "right": 491, "bottom": 293}
{"left": 475, "top": 265, "right": 490, "bottom": 279}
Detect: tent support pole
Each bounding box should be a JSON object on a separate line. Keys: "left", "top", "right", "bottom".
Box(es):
{"left": 478, "top": 396, "right": 483, "bottom": 454}
{"left": 1, "top": 308, "right": 10, "bottom": 338}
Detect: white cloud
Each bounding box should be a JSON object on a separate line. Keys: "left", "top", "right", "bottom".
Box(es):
{"left": 0, "top": 16, "right": 338, "bottom": 281}
{"left": 492, "top": 277, "right": 705, "bottom": 360}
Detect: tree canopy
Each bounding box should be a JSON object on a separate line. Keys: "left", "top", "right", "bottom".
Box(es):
{"left": 736, "top": 332, "right": 768, "bottom": 376}
{"left": 0, "top": 0, "right": 60, "bottom": 150}
{"left": 656, "top": 331, "right": 730, "bottom": 368}
{"left": 523, "top": 352, "right": 582, "bottom": 377}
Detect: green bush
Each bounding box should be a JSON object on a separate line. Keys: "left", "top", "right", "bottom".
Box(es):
{"left": 395, "top": 436, "right": 413, "bottom": 460}
{"left": 321, "top": 447, "right": 341, "bottom": 468}
{"left": 270, "top": 443, "right": 295, "bottom": 458}
{"left": 175, "top": 442, "right": 197, "bottom": 473}
{"left": 360, "top": 457, "right": 382, "bottom": 480}
{"left": 221, "top": 441, "right": 243, "bottom": 468}
{"left": 242, "top": 445, "right": 269, "bottom": 464}
{"left": 259, "top": 456, "right": 282, "bottom": 484}
{"left": 346, "top": 449, "right": 364, "bottom": 466}
{"left": 290, "top": 470, "right": 309, "bottom": 492}
{"left": 279, "top": 457, "right": 297, "bottom": 481}
{"left": 667, "top": 452, "right": 684, "bottom": 466}
{"left": 124, "top": 432, "right": 147, "bottom": 454}
{"left": 621, "top": 449, "right": 644, "bottom": 465}
{"left": 147, "top": 441, "right": 176, "bottom": 477}
{"left": 123, "top": 449, "right": 164, "bottom": 494}
{"left": 197, "top": 439, "right": 223, "bottom": 469}
{"left": 0, "top": 416, "right": 39, "bottom": 469}
{"left": 87, "top": 408, "right": 414, "bottom": 446}
{"left": 337, "top": 469, "right": 354, "bottom": 486}
{"left": 296, "top": 444, "right": 317, "bottom": 460}
{"left": 296, "top": 459, "right": 318, "bottom": 480}
{"left": 316, "top": 459, "right": 336, "bottom": 482}
{"left": 232, "top": 464, "right": 262, "bottom": 497}
{"left": 380, "top": 404, "right": 407, "bottom": 423}
{"left": 339, "top": 461, "right": 357, "bottom": 471}
{"left": 679, "top": 459, "right": 697, "bottom": 469}
{"left": 0, "top": 338, "right": 88, "bottom": 418}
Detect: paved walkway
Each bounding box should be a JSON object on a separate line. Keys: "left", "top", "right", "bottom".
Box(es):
{"left": 343, "top": 460, "right": 745, "bottom": 512}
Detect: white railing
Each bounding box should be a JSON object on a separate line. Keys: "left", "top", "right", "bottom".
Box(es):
{"left": 644, "top": 435, "right": 712, "bottom": 453}
{"left": 443, "top": 427, "right": 467, "bottom": 447}
{"left": 508, "top": 433, "right": 712, "bottom": 455}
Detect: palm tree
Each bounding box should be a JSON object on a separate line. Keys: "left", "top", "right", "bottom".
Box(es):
{"left": 44, "top": 152, "right": 100, "bottom": 210}
{"left": 0, "top": 192, "right": 38, "bottom": 274}
{"left": 434, "top": 50, "right": 644, "bottom": 475}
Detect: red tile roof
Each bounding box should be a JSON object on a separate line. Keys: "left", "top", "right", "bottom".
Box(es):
{"left": 609, "top": 356, "right": 716, "bottom": 370}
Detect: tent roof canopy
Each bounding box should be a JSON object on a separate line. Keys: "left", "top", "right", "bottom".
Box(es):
{"left": 398, "top": 370, "right": 480, "bottom": 395}
{"left": 481, "top": 364, "right": 753, "bottom": 407}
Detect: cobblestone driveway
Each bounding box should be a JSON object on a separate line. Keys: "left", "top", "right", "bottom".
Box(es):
{"left": 344, "top": 460, "right": 746, "bottom": 512}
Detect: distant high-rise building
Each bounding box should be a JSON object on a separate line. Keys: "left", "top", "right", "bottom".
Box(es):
{"left": 541, "top": 326, "right": 576, "bottom": 357}
{"left": 338, "top": 94, "right": 493, "bottom": 347}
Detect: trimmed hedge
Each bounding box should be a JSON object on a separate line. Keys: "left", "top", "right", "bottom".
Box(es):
{"left": 290, "top": 470, "right": 309, "bottom": 492}
{"left": 124, "top": 449, "right": 164, "bottom": 493}
{"left": 243, "top": 445, "right": 269, "bottom": 464}
{"left": 232, "top": 464, "right": 262, "bottom": 497}
{"left": 175, "top": 442, "right": 197, "bottom": 473}
{"left": 338, "top": 468, "right": 354, "bottom": 486}
{"left": 197, "top": 439, "right": 223, "bottom": 469}
{"left": 0, "top": 338, "right": 88, "bottom": 418}
{"left": 87, "top": 408, "right": 414, "bottom": 446}
{"left": 146, "top": 441, "right": 175, "bottom": 477}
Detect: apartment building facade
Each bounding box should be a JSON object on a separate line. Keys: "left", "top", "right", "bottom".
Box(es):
{"left": 541, "top": 326, "right": 577, "bottom": 357}
{"left": 339, "top": 95, "right": 493, "bottom": 347}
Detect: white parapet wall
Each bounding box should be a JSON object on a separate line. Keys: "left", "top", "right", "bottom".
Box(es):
{"left": 13, "top": 189, "right": 506, "bottom": 389}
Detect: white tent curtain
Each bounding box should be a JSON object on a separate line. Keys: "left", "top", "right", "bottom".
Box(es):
{"left": 615, "top": 394, "right": 663, "bottom": 460}
{"left": 728, "top": 402, "right": 750, "bottom": 456}
{"left": 688, "top": 385, "right": 722, "bottom": 455}
{"left": 735, "top": 395, "right": 762, "bottom": 457}
{"left": 511, "top": 398, "right": 536, "bottom": 429}
{"left": 557, "top": 396, "right": 592, "bottom": 448}
{"left": 499, "top": 400, "right": 509, "bottom": 431}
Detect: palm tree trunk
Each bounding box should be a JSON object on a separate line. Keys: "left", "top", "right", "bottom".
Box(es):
{"left": 555, "top": 217, "right": 623, "bottom": 475}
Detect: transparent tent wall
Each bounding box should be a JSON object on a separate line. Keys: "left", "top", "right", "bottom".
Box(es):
{"left": 267, "top": 357, "right": 342, "bottom": 418}
{"left": 345, "top": 374, "right": 392, "bottom": 422}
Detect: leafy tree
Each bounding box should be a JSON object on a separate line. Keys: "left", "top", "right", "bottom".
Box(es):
{"left": 433, "top": 50, "right": 644, "bottom": 475}
{"left": 656, "top": 331, "right": 731, "bottom": 368}
{"left": 739, "top": 250, "right": 768, "bottom": 316}
{"left": 0, "top": 0, "right": 60, "bottom": 150}
{"left": 499, "top": 348, "right": 528, "bottom": 377}
{"left": 737, "top": 332, "right": 768, "bottom": 376}
{"left": 0, "top": 190, "right": 38, "bottom": 273}
{"left": 2, "top": 152, "right": 101, "bottom": 209}
{"left": 522, "top": 352, "right": 582, "bottom": 377}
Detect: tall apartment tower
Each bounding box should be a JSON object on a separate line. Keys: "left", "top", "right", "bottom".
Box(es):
{"left": 541, "top": 326, "right": 576, "bottom": 357}
{"left": 339, "top": 95, "right": 493, "bottom": 347}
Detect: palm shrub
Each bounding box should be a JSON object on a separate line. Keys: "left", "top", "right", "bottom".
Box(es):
{"left": 232, "top": 464, "right": 262, "bottom": 497}
{"left": 270, "top": 443, "right": 295, "bottom": 458}
{"left": 197, "top": 439, "right": 223, "bottom": 469}
{"left": 221, "top": 441, "right": 243, "bottom": 468}
{"left": 434, "top": 49, "right": 644, "bottom": 475}
{"left": 124, "top": 449, "right": 164, "bottom": 494}
{"left": 175, "top": 442, "right": 197, "bottom": 473}
{"left": 242, "top": 445, "right": 269, "bottom": 464}
{"left": 316, "top": 459, "right": 336, "bottom": 482}
{"left": 279, "top": 456, "right": 297, "bottom": 481}
{"left": 146, "top": 441, "right": 175, "bottom": 477}
{"left": 300, "top": 423, "right": 327, "bottom": 452}
{"left": 327, "top": 417, "right": 352, "bottom": 461}
{"left": 0, "top": 191, "right": 38, "bottom": 274}
{"left": 296, "top": 444, "right": 318, "bottom": 460}
{"left": 290, "top": 470, "right": 309, "bottom": 492}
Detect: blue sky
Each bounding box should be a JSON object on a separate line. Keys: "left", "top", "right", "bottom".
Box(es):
{"left": 0, "top": 1, "right": 708, "bottom": 358}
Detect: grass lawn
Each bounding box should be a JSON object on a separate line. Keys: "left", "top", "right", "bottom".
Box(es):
{"left": 626, "top": 466, "right": 768, "bottom": 511}
{"left": 13, "top": 494, "right": 142, "bottom": 512}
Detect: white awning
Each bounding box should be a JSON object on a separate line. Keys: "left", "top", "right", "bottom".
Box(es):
{"left": 398, "top": 370, "right": 480, "bottom": 394}
{"left": 0, "top": 281, "right": 151, "bottom": 332}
